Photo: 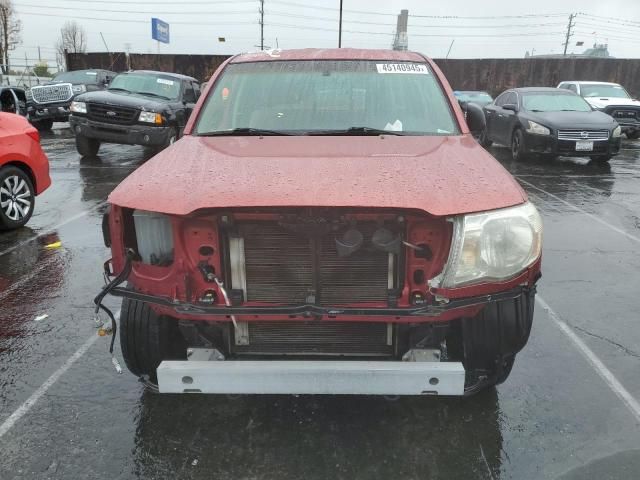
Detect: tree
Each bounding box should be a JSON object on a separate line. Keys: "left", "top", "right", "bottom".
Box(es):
{"left": 0, "top": 0, "right": 21, "bottom": 75}
{"left": 56, "top": 20, "right": 86, "bottom": 70}
{"left": 33, "top": 62, "right": 51, "bottom": 78}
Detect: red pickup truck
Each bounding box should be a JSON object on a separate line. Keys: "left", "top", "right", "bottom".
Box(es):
{"left": 97, "top": 49, "right": 542, "bottom": 396}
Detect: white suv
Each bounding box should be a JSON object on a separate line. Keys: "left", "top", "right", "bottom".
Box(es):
{"left": 557, "top": 81, "right": 640, "bottom": 139}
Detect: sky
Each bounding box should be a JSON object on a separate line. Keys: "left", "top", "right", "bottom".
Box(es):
{"left": 7, "top": 0, "right": 640, "bottom": 73}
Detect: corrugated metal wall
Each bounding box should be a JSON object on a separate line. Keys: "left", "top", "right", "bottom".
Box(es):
{"left": 435, "top": 58, "right": 640, "bottom": 97}
{"left": 66, "top": 52, "right": 640, "bottom": 96}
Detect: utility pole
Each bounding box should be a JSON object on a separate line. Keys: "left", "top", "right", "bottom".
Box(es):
{"left": 100, "top": 32, "right": 110, "bottom": 54}
{"left": 563, "top": 13, "right": 576, "bottom": 56}
{"left": 338, "top": 0, "right": 343, "bottom": 48}
{"left": 259, "top": 0, "right": 264, "bottom": 50}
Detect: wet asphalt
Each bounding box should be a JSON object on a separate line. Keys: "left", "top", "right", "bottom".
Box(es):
{"left": 0, "top": 125, "right": 639, "bottom": 479}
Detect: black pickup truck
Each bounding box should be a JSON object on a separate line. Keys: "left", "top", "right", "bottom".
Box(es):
{"left": 27, "top": 69, "right": 116, "bottom": 131}
{"left": 69, "top": 70, "right": 200, "bottom": 156}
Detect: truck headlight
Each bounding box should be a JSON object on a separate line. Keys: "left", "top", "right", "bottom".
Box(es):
{"left": 72, "top": 84, "right": 86, "bottom": 94}
{"left": 438, "top": 202, "right": 542, "bottom": 288}
{"left": 132, "top": 210, "right": 174, "bottom": 266}
{"left": 526, "top": 121, "right": 550, "bottom": 136}
{"left": 70, "top": 101, "right": 87, "bottom": 114}
{"left": 613, "top": 125, "right": 622, "bottom": 138}
{"left": 139, "top": 111, "right": 163, "bottom": 124}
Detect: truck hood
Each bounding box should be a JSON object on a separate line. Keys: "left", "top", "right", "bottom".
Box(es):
{"left": 584, "top": 97, "right": 640, "bottom": 109}
{"left": 75, "top": 89, "right": 168, "bottom": 111}
{"left": 108, "top": 135, "right": 526, "bottom": 217}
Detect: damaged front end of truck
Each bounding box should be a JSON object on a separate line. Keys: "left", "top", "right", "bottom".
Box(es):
{"left": 93, "top": 48, "right": 542, "bottom": 396}
{"left": 97, "top": 200, "right": 540, "bottom": 396}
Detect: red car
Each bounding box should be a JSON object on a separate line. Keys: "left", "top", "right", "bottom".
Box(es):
{"left": 98, "top": 49, "right": 542, "bottom": 396}
{"left": 0, "top": 112, "right": 51, "bottom": 230}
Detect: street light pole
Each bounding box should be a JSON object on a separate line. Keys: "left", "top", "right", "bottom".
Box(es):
{"left": 338, "top": 0, "right": 343, "bottom": 48}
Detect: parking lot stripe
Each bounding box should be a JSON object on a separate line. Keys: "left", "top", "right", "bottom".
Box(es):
{"left": 0, "top": 334, "right": 98, "bottom": 438}
{"left": 537, "top": 296, "right": 640, "bottom": 423}
{"left": 0, "top": 309, "right": 119, "bottom": 439}
{"left": 0, "top": 201, "right": 107, "bottom": 259}
{"left": 518, "top": 177, "right": 640, "bottom": 245}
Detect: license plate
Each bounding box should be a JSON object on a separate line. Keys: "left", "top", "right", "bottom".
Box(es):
{"left": 575, "top": 141, "right": 593, "bottom": 151}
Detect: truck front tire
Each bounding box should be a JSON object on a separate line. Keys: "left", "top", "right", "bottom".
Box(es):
{"left": 626, "top": 130, "right": 639, "bottom": 140}
{"left": 120, "top": 298, "right": 186, "bottom": 382}
{"left": 75, "top": 134, "right": 101, "bottom": 157}
{"left": 448, "top": 290, "right": 534, "bottom": 393}
{"left": 33, "top": 119, "right": 53, "bottom": 131}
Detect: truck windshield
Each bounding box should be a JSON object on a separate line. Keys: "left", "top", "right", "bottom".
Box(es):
{"left": 522, "top": 93, "right": 593, "bottom": 112}
{"left": 195, "top": 60, "right": 459, "bottom": 135}
{"left": 580, "top": 84, "right": 630, "bottom": 98}
{"left": 108, "top": 73, "right": 180, "bottom": 99}
{"left": 52, "top": 70, "right": 100, "bottom": 84}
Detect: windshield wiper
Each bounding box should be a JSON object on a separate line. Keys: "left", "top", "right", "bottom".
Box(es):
{"left": 108, "top": 87, "right": 130, "bottom": 93}
{"left": 136, "top": 91, "right": 171, "bottom": 100}
{"left": 197, "top": 127, "right": 294, "bottom": 136}
{"left": 307, "top": 126, "right": 405, "bottom": 136}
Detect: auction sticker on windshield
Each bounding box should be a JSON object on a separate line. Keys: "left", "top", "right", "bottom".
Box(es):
{"left": 157, "top": 78, "right": 175, "bottom": 85}
{"left": 376, "top": 63, "right": 429, "bottom": 74}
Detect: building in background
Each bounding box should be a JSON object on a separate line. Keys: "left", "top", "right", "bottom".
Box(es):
{"left": 526, "top": 43, "right": 613, "bottom": 59}
{"left": 392, "top": 10, "right": 409, "bottom": 51}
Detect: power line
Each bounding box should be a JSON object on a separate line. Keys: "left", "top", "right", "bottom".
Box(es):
{"left": 573, "top": 31, "right": 640, "bottom": 44}
{"left": 20, "top": 0, "right": 256, "bottom": 4}
{"left": 15, "top": 4, "right": 256, "bottom": 15}
{"left": 577, "top": 22, "right": 640, "bottom": 36}
{"left": 578, "top": 13, "right": 640, "bottom": 27}
{"left": 15, "top": 11, "right": 258, "bottom": 25}
{"left": 270, "top": 0, "right": 570, "bottom": 19}
{"left": 266, "top": 10, "right": 566, "bottom": 29}
{"left": 578, "top": 19, "right": 640, "bottom": 32}
{"left": 268, "top": 22, "right": 565, "bottom": 38}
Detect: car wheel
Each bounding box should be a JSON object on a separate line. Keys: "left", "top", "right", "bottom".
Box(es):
{"left": 120, "top": 298, "right": 186, "bottom": 383}
{"left": 626, "top": 130, "right": 640, "bottom": 140}
{"left": 590, "top": 155, "right": 612, "bottom": 163}
{"left": 478, "top": 128, "right": 493, "bottom": 148}
{"left": 163, "top": 128, "right": 178, "bottom": 150}
{"left": 511, "top": 129, "right": 527, "bottom": 161}
{"left": 151, "top": 128, "right": 178, "bottom": 154}
{"left": 75, "top": 134, "right": 101, "bottom": 157}
{"left": 33, "top": 119, "right": 53, "bottom": 131}
{"left": 0, "top": 166, "right": 35, "bottom": 231}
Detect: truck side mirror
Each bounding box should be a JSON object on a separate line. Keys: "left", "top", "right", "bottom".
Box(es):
{"left": 459, "top": 101, "right": 485, "bottom": 136}
{"left": 183, "top": 90, "right": 196, "bottom": 104}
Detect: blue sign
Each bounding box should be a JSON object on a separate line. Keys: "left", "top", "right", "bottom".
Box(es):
{"left": 151, "top": 18, "right": 170, "bottom": 44}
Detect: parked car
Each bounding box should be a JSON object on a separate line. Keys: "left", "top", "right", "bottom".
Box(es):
{"left": 558, "top": 81, "right": 640, "bottom": 139}
{"left": 453, "top": 90, "right": 494, "bottom": 107}
{"left": 0, "top": 86, "right": 27, "bottom": 117}
{"left": 96, "top": 48, "right": 542, "bottom": 397}
{"left": 0, "top": 112, "right": 51, "bottom": 230}
{"left": 481, "top": 87, "right": 621, "bottom": 162}
{"left": 69, "top": 70, "right": 201, "bottom": 156}
{"left": 26, "top": 69, "right": 117, "bottom": 132}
